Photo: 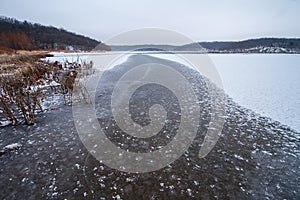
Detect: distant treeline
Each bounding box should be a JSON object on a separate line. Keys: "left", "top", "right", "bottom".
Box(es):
{"left": 0, "top": 16, "right": 110, "bottom": 51}
{"left": 199, "top": 38, "right": 300, "bottom": 51}
{"left": 111, "top": 38, "right": 300, "bottom": 53}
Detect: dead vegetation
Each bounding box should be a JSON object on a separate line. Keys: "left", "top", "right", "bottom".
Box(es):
{"left": 0, "top": 52, "right": 93, "bottom": 126}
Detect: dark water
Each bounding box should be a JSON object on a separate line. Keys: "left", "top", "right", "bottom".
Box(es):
{"left": 1, "top": 55, "right": 299, "bottom": 199}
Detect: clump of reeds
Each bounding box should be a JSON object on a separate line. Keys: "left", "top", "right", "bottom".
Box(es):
{"left": 0, "top": 53, "right": 93, "bottom": 126}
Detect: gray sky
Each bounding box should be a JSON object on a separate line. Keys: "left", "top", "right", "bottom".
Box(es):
{"left": 1, "top": 0, "right": 299, "bottom": 42}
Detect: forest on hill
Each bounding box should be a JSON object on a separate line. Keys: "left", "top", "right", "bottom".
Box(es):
{"left": 198, "top": 38, "right": 300, "bottom": 53}
{"left": 0, "top": 16, "right": 110, "bottom": 51}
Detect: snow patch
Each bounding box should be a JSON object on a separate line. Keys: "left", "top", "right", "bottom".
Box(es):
{"left": 4, "top": 143, "right": 22, "bottom": 150}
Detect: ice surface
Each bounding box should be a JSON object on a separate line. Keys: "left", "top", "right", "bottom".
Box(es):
{"left": 0, "top": 53, "right": 299, "bottom": 199}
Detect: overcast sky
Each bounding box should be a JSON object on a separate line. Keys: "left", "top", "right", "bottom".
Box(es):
{"left": 1, "top": 0, "right": 299, "bottom": 42}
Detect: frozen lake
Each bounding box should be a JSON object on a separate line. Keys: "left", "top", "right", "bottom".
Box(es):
{"left": 146, "top": 53, "right": 300, "bottom": 132}
{"left": 51, "top": 52, "right": 300, "bottom": 131}
{"left": 210, "top": 54, "right": 300, "bottom": 132}
{"left": 2, "top": 53, "right": 299, "bottom": 199}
